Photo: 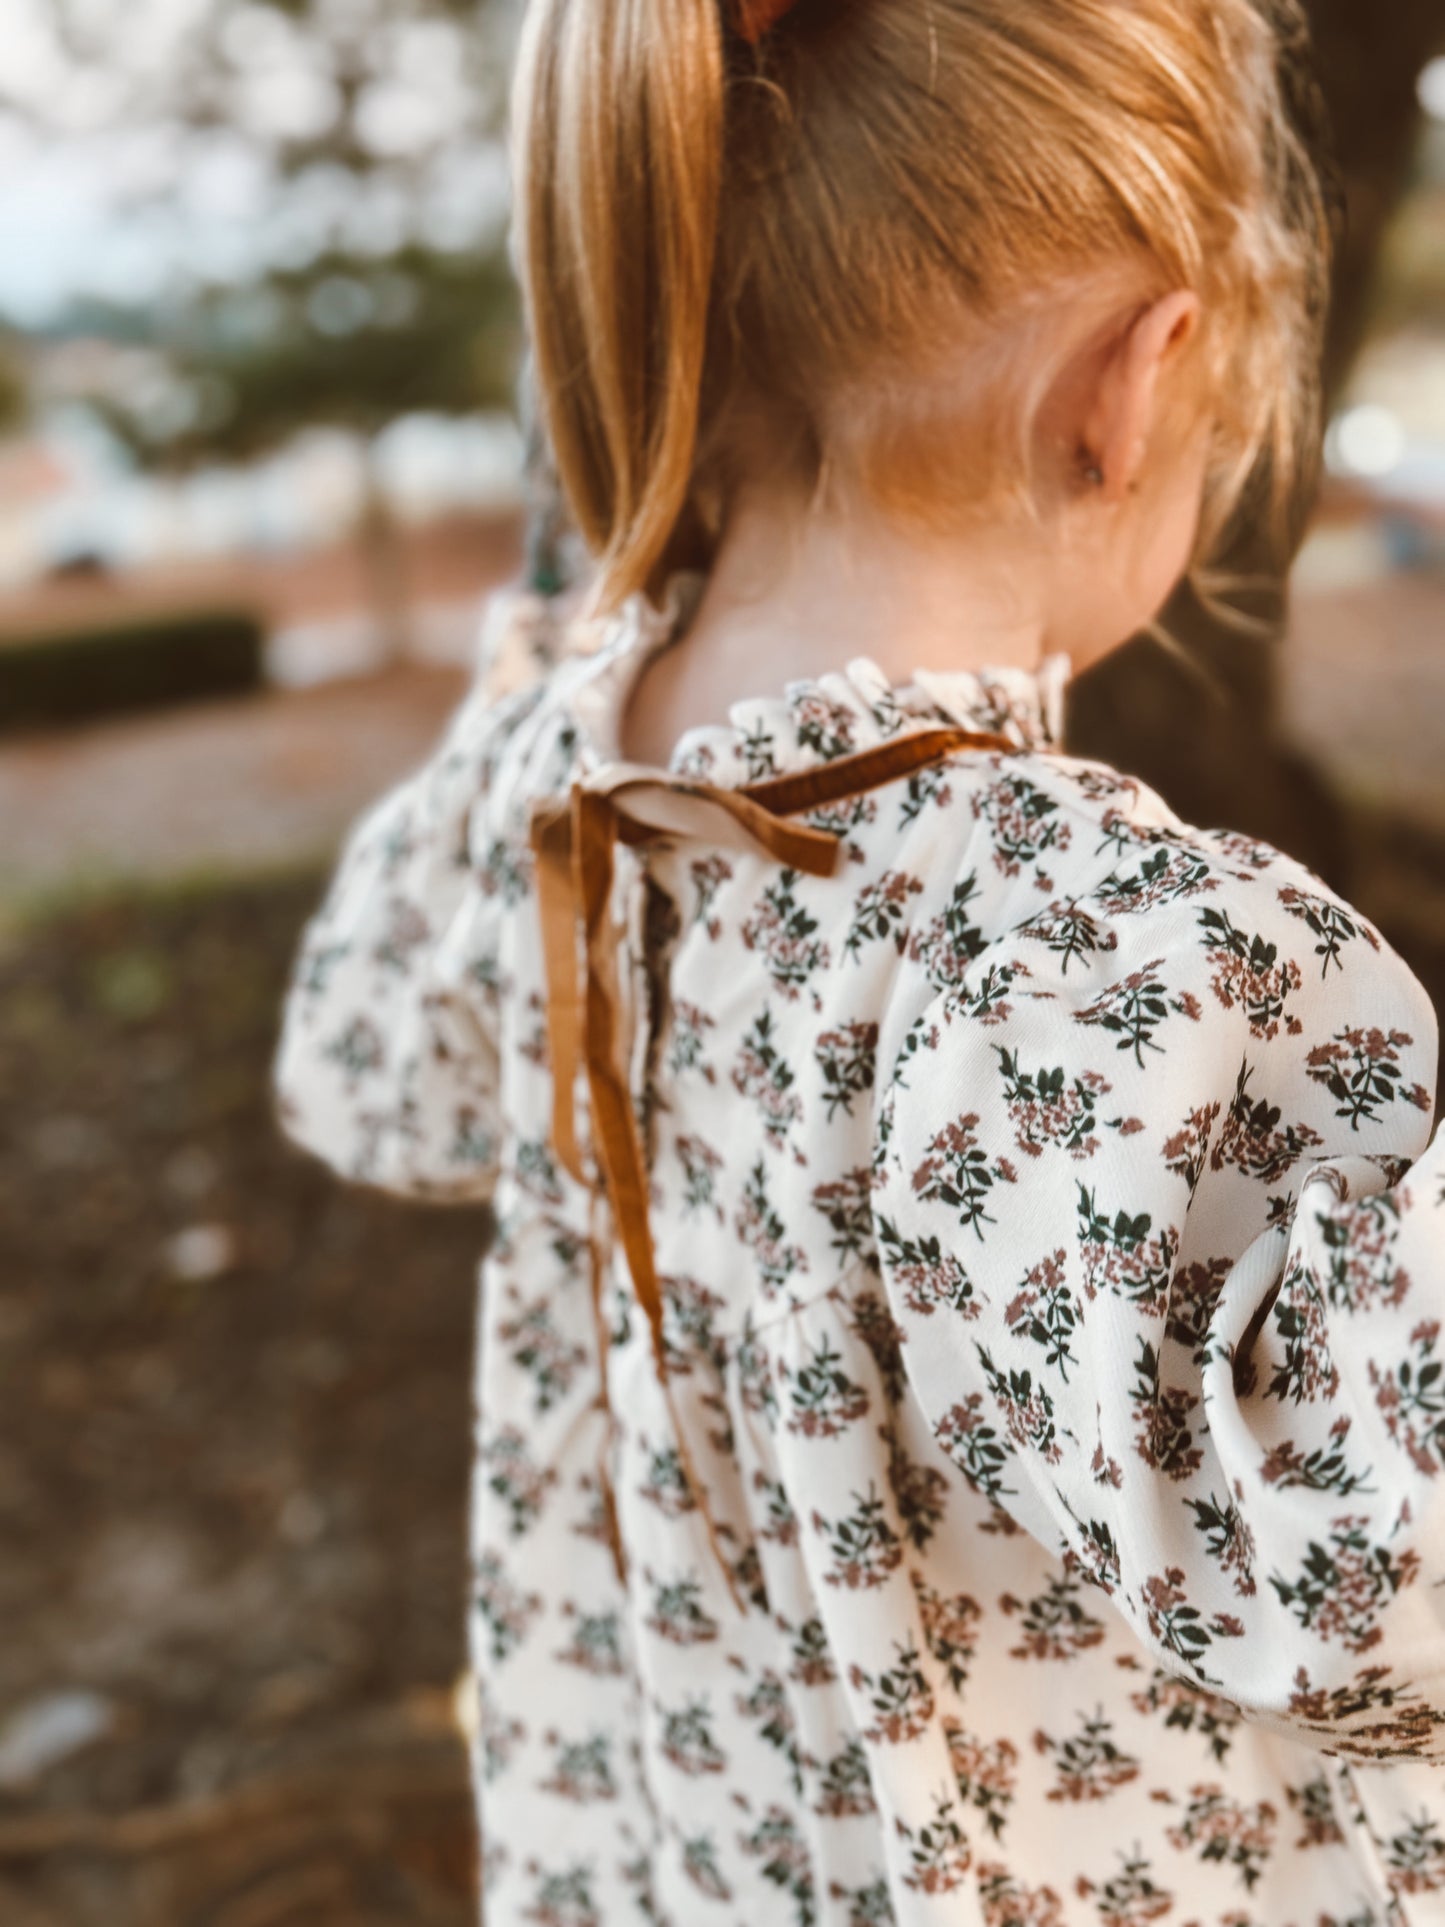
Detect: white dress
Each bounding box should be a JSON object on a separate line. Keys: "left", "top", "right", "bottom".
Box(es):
{"left": 274, "top": 572, "right": 1445, "bottom": 1927}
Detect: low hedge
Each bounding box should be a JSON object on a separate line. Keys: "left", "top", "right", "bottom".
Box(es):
{"left": 0, "top": 606, "right": 266, "bottom": 734}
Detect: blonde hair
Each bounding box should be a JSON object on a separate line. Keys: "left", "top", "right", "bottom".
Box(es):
{"left": 512, "top": 0, "right": 1333, "bottom": 619}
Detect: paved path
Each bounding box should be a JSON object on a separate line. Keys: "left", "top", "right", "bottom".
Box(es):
{"left": 0, "top": 663, "right": 468, "bottom": 905}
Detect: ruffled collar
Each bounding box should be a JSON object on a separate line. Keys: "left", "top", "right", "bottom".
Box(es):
{"left": 568, "top": 571, "right": 1071, "bottom": 788}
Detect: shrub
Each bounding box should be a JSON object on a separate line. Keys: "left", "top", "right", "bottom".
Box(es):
{"left": 0, "top": 606, "right": 266, "bottom": 734}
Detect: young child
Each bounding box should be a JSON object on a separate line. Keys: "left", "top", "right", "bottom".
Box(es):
{"left": 274, "top": 1, "right": 1445, "bottom": 1920}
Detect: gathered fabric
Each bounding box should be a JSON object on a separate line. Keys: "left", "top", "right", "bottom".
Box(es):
{"left": 275, "top": 579, "right": 1445, "bottom": 1927}
{"left": 527, "top": 725, "right": 1020, "bottom": 1607}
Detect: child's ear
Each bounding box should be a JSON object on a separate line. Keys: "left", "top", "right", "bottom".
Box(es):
{"left": 1081, "top": 290, "right": 1201, "bottom": 502}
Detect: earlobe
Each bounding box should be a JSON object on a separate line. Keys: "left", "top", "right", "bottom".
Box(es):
{"left": 1081, "top": 290, "right": 1201, "bottom": 503}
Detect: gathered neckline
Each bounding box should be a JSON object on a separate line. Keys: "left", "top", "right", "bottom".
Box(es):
{"left": 567, "top": 571, "right": 1072, "bottom": 790}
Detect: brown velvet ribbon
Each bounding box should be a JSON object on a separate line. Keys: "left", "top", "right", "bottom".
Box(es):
{"left": 526, "top": 722, "right": 1019, "bottom": 1609}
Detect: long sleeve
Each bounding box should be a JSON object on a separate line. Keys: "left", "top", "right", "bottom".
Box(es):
{"left": 272, "top": 594, "right": 554, "bottom": 1203}
{"left": 870, "top": 822, "right": 1445, "bottom": 1762}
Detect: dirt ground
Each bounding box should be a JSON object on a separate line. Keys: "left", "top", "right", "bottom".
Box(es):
{"left": 0, "top": 875, "right": 490, "bottom": 1925}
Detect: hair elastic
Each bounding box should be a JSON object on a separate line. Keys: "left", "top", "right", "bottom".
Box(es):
{"left": 730, "top": 0, "right": 801, "bottom": 43}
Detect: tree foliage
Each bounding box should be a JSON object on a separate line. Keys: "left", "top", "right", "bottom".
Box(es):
{"left": 0, "top": 0, "right": 525, "bottom": 466}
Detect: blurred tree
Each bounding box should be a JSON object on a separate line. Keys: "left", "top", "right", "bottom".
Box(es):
{"left": 0, "top": 339, "right": 30, "bottom": 437}
{"left": 88, "top": 243, "right": 521, "bottom": 659}
{"left": 1310, "top": 0, "right": 1445, "bottom": 388}
{"left": 0, "top": 0, "right": 525, "bottom": 658}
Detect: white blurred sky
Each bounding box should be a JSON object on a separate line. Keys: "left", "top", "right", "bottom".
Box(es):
{"left": 0, "top": 0, "right": 511, "bottom": 326}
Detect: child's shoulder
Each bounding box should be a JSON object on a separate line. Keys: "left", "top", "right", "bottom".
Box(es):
{"left": 981, "top": 742, "right": 1351, "bottom": 915}
{"left": 880, "top": 740, "right": 1438, "bottom": 1162}
{"left": 941, "top": 741, "right": 1433, "bottom": 1035}
{"left": 429, "top": 586, "right": 612, "bottom": 825}
{"left": 472, "top": 582, "right": 612, "bottom": 701}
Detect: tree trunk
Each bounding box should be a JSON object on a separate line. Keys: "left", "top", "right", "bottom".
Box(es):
{"left": 358, "top": 449, "right": 412, "bottom": 671}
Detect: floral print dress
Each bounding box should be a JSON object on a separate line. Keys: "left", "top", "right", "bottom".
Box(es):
{"left": 274, "top": 571, "right": 1445, "bottom": 1927}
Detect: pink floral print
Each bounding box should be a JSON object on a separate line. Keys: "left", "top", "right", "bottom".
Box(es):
{"left": 275, "top": 575, "right": 1445, "bottom": 1925}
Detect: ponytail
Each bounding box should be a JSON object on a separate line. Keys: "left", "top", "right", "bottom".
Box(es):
{"left": 514, "top": 0, "right": 1332, "bottom": 614}
{"left": 512, "top": 0, "right": 724, "bottom": 615}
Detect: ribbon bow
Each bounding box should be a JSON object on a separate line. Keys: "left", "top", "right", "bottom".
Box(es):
{"left": 527, "top": 722, "right": 1019, "bottom": 1609}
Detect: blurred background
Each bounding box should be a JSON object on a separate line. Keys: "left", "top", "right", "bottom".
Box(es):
{"left": 0, "top": 3, "right": 1442, "bottom": 1923}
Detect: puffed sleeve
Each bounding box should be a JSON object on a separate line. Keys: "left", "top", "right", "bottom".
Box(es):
{"left": 870, "top": 819, "right": 1445, "bottom": 1761}
{"left": 271, "top": 593, "right": 553, "bottom": 1203}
